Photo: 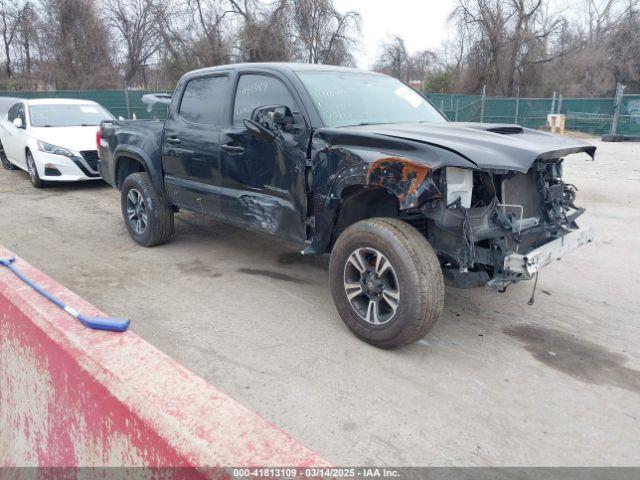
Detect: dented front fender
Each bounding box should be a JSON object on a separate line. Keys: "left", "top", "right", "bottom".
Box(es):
{"left": 308, "top": 145, "right": 445, "bottom": 253}
{"left": 324, "top": 150, "right": 442, "bottom": 211}
{"left": 365, "top": 156, "right": 441, "bottom": 209}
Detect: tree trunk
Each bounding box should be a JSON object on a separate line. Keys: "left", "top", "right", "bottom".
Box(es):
{"left": 24, "top": 38, "right": 30, "bottom": 74}
{"left": 4, "top": 42, "right": 11, "bottom": 78}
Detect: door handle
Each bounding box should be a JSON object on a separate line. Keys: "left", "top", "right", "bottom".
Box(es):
{"left": 166, "top": 136, "right": 181, "bottom": 145}
{"left": 221, "top": 143, "right": 245, "bottom": 154}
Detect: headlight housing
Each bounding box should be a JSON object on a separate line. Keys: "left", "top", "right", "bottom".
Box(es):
{"left": 446, "top": 167, "right": 473, "bottom": 209}
{"left": 37, "top": 140, "right": 76, "bottom": 158}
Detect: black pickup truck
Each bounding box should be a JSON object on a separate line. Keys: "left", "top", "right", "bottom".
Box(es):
{"left": 98, "top": 62, "right": 595, "bottom": 348}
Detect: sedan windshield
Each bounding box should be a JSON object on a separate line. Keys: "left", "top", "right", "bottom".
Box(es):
{"left": 296, "top": 71, "right": 447, "bottom": 128}
{"left": 29, "top": 104, "right": 113, "bottom": 127}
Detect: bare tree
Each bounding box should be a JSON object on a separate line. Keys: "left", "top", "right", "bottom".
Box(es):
{"left": 101, "top": 0, "right": 163, "bottom": 86}
{"left": 373, "top": 36, "right": 436, "bottom": 87}
{"left": 228, "top": 0, "right": 293, "bottom": 62}
{"left": 373, "top": 36, "right": 410, "bottom": 80}
{"left": 16, "top": 1, "right": 36, "bottom": 75}
{"left": 40, "top": 0, "right": 118, "bottom": 89}
{"left": 536, "top": 0, "right": 640, "bottom": 96}
{"left": 189, "top": 0, "right": 231, "bottom": 64}
{"left": 292, "top": 0, "right": 360, "bottom": 65}
{"left": 4, "top": 0, "right": 636, "bottom": 96}
{"left": 450, "top": 0, "right": 567, "bottom": 95}
{"left": 609, "top": 3, "right": 640, "bottom": 89}
{"left": 0, "top": 0, "right": 23, "bottom": 77}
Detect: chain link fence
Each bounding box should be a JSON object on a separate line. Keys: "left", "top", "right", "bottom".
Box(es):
{"left": 0, "top": 89, "right": 170, "bottom": 120}
{"left": 2, "top": 87, "right": 640, "bottom": 136}
{"left": 426, "top": 90, "right": 640, "bottom": 136}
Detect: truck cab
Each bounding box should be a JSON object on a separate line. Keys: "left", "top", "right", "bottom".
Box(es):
{"left": 100, "top": 65, "right": 320, "bottom": 248}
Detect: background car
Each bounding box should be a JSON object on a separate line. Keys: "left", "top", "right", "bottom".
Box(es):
{"left": 0, "top": 96, "right": 23, "bottom": 171}
{"left": 0, "top": 98, "right": 114, "bottom": 188}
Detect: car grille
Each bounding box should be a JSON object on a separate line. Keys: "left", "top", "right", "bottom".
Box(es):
{"left": 80, "top": 150, "right": 99, "bottom": 171}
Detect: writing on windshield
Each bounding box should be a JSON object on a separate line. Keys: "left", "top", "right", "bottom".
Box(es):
{"left": 297, "top": 71, "right": 446, "bottom": 127}
{"left": 29, "top": 104, "right": 113, "bottom": 127}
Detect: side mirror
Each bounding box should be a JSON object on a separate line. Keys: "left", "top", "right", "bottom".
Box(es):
{"left": 243, "top": 118, "right": 276, "bottom": 142}
{"left": 250, "top": 105, "right": 296, "bottom": 133}
{"left": 13, "top": 117, "right": 23, "bottom": 129}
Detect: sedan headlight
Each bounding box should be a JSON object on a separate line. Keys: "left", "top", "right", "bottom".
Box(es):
{"left": 37, "top": 140, "right": 76, "bottom": 158}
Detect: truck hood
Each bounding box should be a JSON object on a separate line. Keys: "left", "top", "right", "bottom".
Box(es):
{"left": 342, "top": 122, "right": 596, "bottom": 172}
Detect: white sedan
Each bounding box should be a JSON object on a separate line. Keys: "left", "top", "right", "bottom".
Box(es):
{"left": 0, "top": 98, "right": 114, "bottom": 188}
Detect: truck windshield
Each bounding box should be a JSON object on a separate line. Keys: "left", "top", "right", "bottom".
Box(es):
{"left": 296, "top": 71, "right": 447, "bottom": 127}
{"left": 29, "top": 104, "right": 113, "bottom": 127}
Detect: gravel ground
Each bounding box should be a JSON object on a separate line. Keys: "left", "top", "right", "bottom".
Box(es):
{"left": 1, "top": 139, "right": 638, "bottom": 466}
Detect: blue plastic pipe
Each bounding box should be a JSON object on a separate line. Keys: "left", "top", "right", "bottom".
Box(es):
{"left": 0, "top": 256, "right": 130, "bottom": 332}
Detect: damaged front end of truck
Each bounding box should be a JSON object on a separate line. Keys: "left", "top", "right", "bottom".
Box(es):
{"left": 314, "top": 122, "right": 596, "bottom": 292}
{"left": 421, "top": 157, "right": 594, "bottom": 291}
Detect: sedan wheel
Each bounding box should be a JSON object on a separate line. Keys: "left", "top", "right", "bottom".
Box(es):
{"left": 26, "top": 151, "right": 44, "bottom": 188}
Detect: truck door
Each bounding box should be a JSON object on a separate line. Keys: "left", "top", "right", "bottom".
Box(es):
{"left": 162, "top": 74, "right": 228, "bottom": 216}
{"left": 219, "top": 73, "right": 309, "bottom": 244}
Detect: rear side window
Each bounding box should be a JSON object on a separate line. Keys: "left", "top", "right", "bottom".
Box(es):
{"left": 233, "top": 74, "right": 296, "bottom": 127}
{"left": 179, "top": 76, "right": 227, "bottom": 125}
{"left": 16, "top": 104, "right": 26, "bottom": 124}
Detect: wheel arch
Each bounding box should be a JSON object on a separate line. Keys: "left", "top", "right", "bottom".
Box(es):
{"left": 114, "top": 153, "right": 147, "bottom": 189}
{"left": 25, "top": 146, "right": 34, "bottom": 166}
{"left": 331, "top": 184, "right": 400, "bottom": 247}
{"left": 312, "top": 156, "right": 441, "bottom": 253}
{"left": 114, "top": 146, "right": 167, "bottom": 197}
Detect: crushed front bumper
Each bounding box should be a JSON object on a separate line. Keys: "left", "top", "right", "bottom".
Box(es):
{"left": 503, "top": 227, "right": 594, "bottom": 279}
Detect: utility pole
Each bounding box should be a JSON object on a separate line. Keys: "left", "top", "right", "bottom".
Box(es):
{"left": 480, "top": 85, "right": 486, "bottom": 123}
{"left": 124, "top": 81, "right": 131, "bottom": 119}
{"left": 610, "top": 82, "right": 626, "bottom": 135}
{"left": 557, "top": 94, "right": 563, "bottom": 114}
{"left": 514, "top": 86, "right": 520, "bottom": 124}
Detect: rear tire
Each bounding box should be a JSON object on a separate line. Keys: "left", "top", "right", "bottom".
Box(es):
{"left": 0, "top": 142, "right": 15, "bottom": 170}
{"left": 121, "top": 172, "right": 174, "bottom": 247}
{"left": 329, "top": 217, "right": 444, "bottom": 348}
{"left": 26, "top": 150, "right": 45, "bottom": 188}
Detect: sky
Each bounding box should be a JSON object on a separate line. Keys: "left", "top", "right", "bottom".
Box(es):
{"left": 333, "top": 0, "right": 458, "bottom": 69}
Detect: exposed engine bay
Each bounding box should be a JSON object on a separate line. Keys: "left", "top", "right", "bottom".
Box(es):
{"left": 414, "top": 157, "right": 593, "bottom": 291}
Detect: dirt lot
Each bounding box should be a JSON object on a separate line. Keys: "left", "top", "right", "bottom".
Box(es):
{"left": 1, "top": 139, "right": 639, "bottom": 466}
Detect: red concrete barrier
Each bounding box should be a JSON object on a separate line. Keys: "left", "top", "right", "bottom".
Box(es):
{"left": 0, "top": 246, "right": 328, "bottom": 470}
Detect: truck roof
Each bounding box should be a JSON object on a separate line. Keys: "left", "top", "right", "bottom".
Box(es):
{"left": 183, "top": 62, "right": 381, "bottom": 79}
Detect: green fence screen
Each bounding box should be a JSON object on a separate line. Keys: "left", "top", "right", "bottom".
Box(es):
{"left": 0, "top": 89, "right": 170, "bottom": 120}
{"left": 427, "top": 92, "right": 640, "bottom": 136}
{"left": 2, "top": 88, "right": 639, "bottom": 136}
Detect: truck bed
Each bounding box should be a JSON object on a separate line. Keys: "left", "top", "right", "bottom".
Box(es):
{"left": 98, "top": 119, "right": 165, "bottom": 189}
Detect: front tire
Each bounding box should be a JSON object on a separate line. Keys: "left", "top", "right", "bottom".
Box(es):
{"left": 329, "top": 218, "right": 444, "bottom": 348}
{"left": 26, "top": 150, "right": 44, "bottom": 188}
{"left": 121, "top": 172, "right": 174, "bottom": 247}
